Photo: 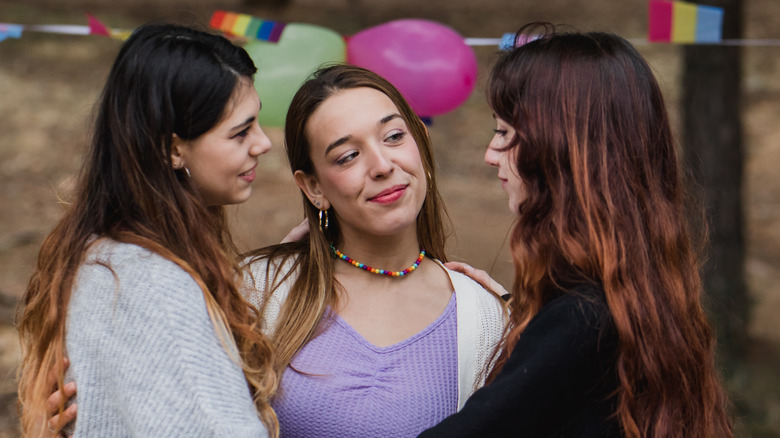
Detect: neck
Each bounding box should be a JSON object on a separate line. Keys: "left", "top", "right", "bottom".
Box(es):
{"left": 335, "top": 228, "right": 423, "bottom": 272}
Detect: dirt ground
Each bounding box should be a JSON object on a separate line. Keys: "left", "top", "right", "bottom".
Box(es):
{"left": 1, "top": 0, "right": 779, "bottom": 436}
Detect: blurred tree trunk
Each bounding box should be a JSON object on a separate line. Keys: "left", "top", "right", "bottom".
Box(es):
{"left": 681, "top": 0, "right": 747, "bottom": 373}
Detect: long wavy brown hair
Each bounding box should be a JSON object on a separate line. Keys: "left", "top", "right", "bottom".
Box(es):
{"left": 245, "top": 64, "right": 450, "bottom": 377}
{"left": 17, "top": 24, "right": 278, "bottom": 437}
{"left": 486, "top": 24, "right": 732, "bottom": 437}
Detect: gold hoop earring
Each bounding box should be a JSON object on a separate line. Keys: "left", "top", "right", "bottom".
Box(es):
{"left": 318, "top": 209, "right": 329, "bottom": 232}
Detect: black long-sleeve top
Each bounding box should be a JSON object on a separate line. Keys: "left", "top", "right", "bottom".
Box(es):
{"left": 419, "top": 284, "right": 621, "bottom": 437}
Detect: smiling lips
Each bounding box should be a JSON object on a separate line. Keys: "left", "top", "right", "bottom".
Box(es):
{"left": 368, "top": 185, "right": 407, "bottom": 204}
{"left": 239, "top": 164, "right": 257, "bottom": 182}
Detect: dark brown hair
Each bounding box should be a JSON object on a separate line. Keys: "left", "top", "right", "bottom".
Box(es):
{"left": 487, "top": 23, "right": 731, "bottom": 437}
{"left": 17, "top": 23, "right": 278, "bottom": 436}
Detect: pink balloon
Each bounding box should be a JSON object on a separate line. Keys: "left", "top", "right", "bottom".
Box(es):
{"left": 347, "top": 19, "right": 477, "bottom": 117}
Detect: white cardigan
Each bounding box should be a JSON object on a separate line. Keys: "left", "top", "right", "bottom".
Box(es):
{"left": 242, "top": 256, "right": 507, "bottom": 409}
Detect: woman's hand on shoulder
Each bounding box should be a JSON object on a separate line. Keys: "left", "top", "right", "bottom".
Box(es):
{"left": 444, "top": 261, "right": 509, "bottom": 298}
{"left": 280, "top": 219, "right": 309, "bottom": 244}
{"left": 45, "top": 358, "right": 77, "bottom": 437}
{"left": 47, "top": 385, "right": 77, "bottom": 437}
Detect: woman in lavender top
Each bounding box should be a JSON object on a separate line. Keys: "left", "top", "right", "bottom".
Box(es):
{"left": 243, "top": 64, "right": 506, "bottom": 437}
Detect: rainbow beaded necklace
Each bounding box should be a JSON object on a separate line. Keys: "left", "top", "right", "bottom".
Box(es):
{"left": 330, "top": 244, "right": 425, "bottom": 277}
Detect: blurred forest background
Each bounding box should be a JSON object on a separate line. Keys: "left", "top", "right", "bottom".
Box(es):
{"left": 1, "top": 0, "right": 778, "bottom": 436}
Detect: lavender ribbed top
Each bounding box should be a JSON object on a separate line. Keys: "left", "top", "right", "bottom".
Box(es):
{"left": 272, "top": 293, "right": 459, "bottom": 437}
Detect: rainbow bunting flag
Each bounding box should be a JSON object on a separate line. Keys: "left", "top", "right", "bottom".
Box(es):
{"left": 209, "top": 11, "right": 287, "bottom": 42}
{"left": 648, "top": 0, "right": 723, "bottom": 43}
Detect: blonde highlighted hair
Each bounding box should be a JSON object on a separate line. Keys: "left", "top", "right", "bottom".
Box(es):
{"left": 18, "top": 23, "right": 278, "bottom": 436}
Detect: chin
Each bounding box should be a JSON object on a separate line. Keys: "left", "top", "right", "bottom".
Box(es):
{"left": 231, "top": 190, "right": 253, "bottom": 205}
{"left": 374, "top": 220, "right": 417, "bottom": 237}
{"left": 212, "top": 195, "right": 250, "bottom": 207}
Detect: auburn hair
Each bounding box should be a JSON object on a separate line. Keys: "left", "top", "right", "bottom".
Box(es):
{"left": 17, "top": 24, "right": 278, "bottom": 436}
{"left": 245, "top": 64, "right": 450, "bottom": 377}
{"left": 486, "top": 23, "right": 732, "bottom": 437}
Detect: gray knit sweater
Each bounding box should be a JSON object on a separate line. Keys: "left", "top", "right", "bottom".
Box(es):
{"left": 65, "top": 239, "right": 268, "bottom": 437}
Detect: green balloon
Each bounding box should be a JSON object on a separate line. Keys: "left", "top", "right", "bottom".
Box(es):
{"left": 245, "top": 23, "right": 346, "bottom": 127}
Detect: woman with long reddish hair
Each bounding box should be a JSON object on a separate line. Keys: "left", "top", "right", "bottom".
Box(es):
{"left": 18, "top": 23, "right": 278, "bottom": 437}
{"left": 421, "top": 24, "right": 732, "bottom": 437}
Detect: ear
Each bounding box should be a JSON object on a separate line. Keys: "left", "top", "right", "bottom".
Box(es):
{"left": 293, "top": 170, "right": 330, "bottom": 210}
{"left": 170, "top": 134, "right": 187, "bottom": 170}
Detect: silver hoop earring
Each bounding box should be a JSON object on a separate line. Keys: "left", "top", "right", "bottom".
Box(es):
{"left": 318, "top": 209, "right": 329, "bottom": 232}
{"left": 184, "top": 167, "right": 192, "bottom": 178}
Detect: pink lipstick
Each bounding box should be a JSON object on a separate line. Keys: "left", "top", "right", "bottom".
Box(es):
{"left": 369, "top": 185, "right": 407, "bottom": 204}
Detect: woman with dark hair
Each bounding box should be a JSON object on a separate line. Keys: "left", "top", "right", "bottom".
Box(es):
{"left": 18, "top": 23, "right": 277, "bottom": 437}
{"left": 243, "top": 64, "right": 506, "bottom": 437}
{"left": 420, "top": 24, "right": 732, "bottom": 437}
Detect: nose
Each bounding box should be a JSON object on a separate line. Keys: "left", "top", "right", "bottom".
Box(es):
{"left": 250, "top": 123, "right": 272, "bottom": 157}
{"left": 484, "top": 142, "right": 500, "bottom": 168}
{"left": 367, "top": 146, "right": 394, "bottom": 179}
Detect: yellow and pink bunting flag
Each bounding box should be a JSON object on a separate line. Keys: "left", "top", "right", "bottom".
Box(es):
{"left": 86, "top": 13, "right": 110, "bottom": 36}
{"left": 0, "top": 14, "right": 130, "bottom": 41}
{"left": 209, "top": 11, "right": 287, "bottom": 43}
{"left": 648, "top": 0, "right": 723, "bottom": 43}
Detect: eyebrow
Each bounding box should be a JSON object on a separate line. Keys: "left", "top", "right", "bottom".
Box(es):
{"left": 230, "top": 116, "right": 256, "bottom": 132}
{"left": 324, "top": 113, "right": 403, "bottom": 155}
